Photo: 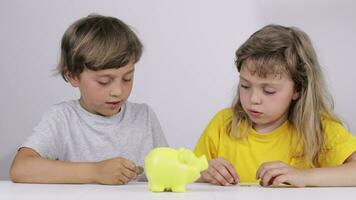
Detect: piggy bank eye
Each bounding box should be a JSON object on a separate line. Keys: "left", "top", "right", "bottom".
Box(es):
{"left": 178, "top": 148, "right": 195, "bottom": 165}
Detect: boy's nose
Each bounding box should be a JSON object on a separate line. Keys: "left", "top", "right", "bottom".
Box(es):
{"left": 109, "top": 86, "right": 122, "bottom": 98}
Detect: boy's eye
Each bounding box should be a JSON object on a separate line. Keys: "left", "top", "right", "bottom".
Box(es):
{"left": 97, "top": 80, "right": 111, "bottom": 85}
{"left": 240, "top": 84, "right": 250, "bottom": 89}
{"left": 123, "top": 75, "right": 133, "bottom": 82}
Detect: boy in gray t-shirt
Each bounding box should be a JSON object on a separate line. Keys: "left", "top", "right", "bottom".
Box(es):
{"left": 10, "top": 14, "right": 168, "bottom": 185}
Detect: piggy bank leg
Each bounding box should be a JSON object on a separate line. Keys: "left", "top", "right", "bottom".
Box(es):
{"left": 148, "top": 182, "right": 165, "bottom": 192}
{"left": 171, "top": 185, "right": 186, "bottom": 192}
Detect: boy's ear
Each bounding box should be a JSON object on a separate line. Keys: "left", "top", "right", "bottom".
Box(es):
{"left": 66, "top": 72, "right": 80, "bottom": 87}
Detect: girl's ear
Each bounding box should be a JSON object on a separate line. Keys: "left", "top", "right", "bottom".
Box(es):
{"left": 66, "top": 72, "right": 80, "bottom": 88}
{"left": 292, "top": 90, "right": 300, "bottom": 100}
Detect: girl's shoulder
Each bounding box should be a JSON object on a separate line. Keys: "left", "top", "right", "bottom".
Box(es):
{"left": 321, "top": 117, "right": 354, "bottom": 146}
{"left": 321, "top": 117, "right": 347, "bottom": 134}
{"left": 214, "top": 108, "right": 233, "bottom": 120}
{"left": 205, "top": 108, "right": 234, "bottom": 134}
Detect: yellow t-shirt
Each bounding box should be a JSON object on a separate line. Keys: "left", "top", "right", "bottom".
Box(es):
{"left": 194, "top": 108, "right": 356, "bottom": 183}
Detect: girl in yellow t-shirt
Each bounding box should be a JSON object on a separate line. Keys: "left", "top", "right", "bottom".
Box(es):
{"left": 194, "top": 24, "right": 356, "bottom": 187}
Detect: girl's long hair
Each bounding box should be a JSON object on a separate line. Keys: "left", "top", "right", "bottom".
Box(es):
{"left": 229, "top": 24, "right": 341, "bottom": 167}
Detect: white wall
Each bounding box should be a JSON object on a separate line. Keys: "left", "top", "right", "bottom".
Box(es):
{"left": 1, "top": 0, "right": 355, "bottom": 180}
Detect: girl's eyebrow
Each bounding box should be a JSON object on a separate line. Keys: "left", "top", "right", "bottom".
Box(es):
{"left": 239, "top": 75, "right": 281, "bottom": 87}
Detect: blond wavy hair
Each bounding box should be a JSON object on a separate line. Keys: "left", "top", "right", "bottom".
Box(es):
{"left": 229, "top": 24, "right": 341, "bottom": 167}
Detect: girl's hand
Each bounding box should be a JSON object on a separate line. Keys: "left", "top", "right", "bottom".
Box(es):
{"left": 256, "top": 161, "right": 311, "bottom": 187}
{"left": 200, "top": 157, "right": 239, "bottom": 186}
{"left": 93, "top": 157, "right": 138, "bottom": 185}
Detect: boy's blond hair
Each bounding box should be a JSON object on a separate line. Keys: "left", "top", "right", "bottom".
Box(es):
{"left": 229, "top": 24, "right": 341, "bottom": 167}
{"left": 57, "top": 14, "right": 143, "bottom": 81}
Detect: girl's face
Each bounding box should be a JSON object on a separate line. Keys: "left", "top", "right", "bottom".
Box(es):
{"left": 239, "top": 65, "right": 299, "bottom": 133}
{"left": 68, "top": 62, "right": 135, "bottom": 117}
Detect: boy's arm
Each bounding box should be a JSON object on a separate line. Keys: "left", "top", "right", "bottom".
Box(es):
{"left": 10, "top": 147, "right": 138, "bottom": 184}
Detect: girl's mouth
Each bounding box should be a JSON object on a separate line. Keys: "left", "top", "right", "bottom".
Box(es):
{"left": 249, "top": 110, "right": 262, "bottom": 117}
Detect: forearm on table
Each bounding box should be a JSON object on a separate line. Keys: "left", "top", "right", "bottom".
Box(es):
{"left": 306, "top": 161, "right": 356, "bottom": 186}
{"left": 10, "top": 155, "right": 97, "bottom": 184}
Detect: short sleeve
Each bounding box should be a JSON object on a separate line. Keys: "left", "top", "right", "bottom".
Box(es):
{"left": 20, "top": 107, "right": 64, "bottom": 160}
{"left": 194, "top": 109, "right": 229, "bottom": 160}
{"left": 319, "top": 119, "right": 356, "bottom": 166}
{"left": 147, "top": 105, "right": 168, "bottom": 147}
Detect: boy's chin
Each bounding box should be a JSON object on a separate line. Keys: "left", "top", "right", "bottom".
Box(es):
{"left": 95, "top": 107, "right": 122, "bottom": 117}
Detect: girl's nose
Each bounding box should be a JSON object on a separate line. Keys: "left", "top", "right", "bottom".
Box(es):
{"left": 250, "top": 90, "right": 262, "bottom": 105}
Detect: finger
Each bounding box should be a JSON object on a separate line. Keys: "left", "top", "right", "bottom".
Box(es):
{"left": 208, "top": 165, "right": 231, "bottom": 186}
{"left": 121, "top": 167, "right": 138, "bottom": 180}
{"left": 212, "top": 160, "right": 236, "bottom": 184}
{"left": 115, "top": 179, "right": 125, "bottom": 185}
{"left": 261, "top": 168, "right": 287, "bottom": 186}
{"left": 256, "top": 161, "right": 286, "bottom": 180}
{"left": 118, "top": 171, "right": 131, "bottom": 184}
{"left": 220, "top": 158, "right": 239, "bottom": 183}
{"left": 120, "top": 158, "right": 137, "bottom": 171}
{"left": 272, "top": 175, "right": 288, "bottom": 187}
{"left": 201, "top": 171, "right": 219, "bottom": 185}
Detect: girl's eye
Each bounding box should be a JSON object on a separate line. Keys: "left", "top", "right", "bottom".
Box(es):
{"left": 264, "top": 90, "right": 276, "bottom": 95}
{"left": 123, "top": 78, "right": 132, "bottom": 82}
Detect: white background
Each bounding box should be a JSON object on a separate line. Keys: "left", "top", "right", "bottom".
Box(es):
{"left": 0, "top": 0, "right": 355, "bottom": 180}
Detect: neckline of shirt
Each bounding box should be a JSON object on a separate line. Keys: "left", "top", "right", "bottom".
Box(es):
{"left": 73, "top": 99, "right": 126, "bottom": 125}
{"left": 248, "top": 120, "right": 290, "bottom": 142}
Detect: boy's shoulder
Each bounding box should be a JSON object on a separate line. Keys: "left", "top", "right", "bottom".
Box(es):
{"left": 124, "top": 101, "right": 152, "bottom": 115}
{"left": 41, "top": 100, "right": 78, "bottom": 118}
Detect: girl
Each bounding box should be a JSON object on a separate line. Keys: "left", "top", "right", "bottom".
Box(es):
{"left": 194, "top": 24, "right": 356, "bottom": 187}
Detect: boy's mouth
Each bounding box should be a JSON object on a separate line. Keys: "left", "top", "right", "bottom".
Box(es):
{"left": 105, "top": 101, "right": 121, "bottom": 108}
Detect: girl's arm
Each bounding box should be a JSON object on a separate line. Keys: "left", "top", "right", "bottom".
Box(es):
{"left": 10, "top": 147, "right": 138, "bottom": 185}
{"left": 256, "top": 151, "right": 356, "bottom": 187}
{"left": 306, "top": 151, "right": 356, "bottom": 186}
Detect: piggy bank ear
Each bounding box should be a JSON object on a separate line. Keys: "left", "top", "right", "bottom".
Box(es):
{"left": 178, "top": 148, "right": 195, "bottom": 165}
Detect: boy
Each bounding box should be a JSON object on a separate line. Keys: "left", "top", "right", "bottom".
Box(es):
{"left": 10, "top": 14, "right": 168, "bottom": 185}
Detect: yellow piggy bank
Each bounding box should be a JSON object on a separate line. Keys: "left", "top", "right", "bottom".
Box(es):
{"left": 144, "top": 147, "right": 208, "bottom": 192}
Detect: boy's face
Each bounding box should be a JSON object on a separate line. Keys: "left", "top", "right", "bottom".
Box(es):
{"left": 239, "top": 65, "right": 299, "bottom": 132}
{"left": 68, "top": 62, "right": 135, "bottom": 116}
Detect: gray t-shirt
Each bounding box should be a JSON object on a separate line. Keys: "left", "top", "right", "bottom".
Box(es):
{"left": 21, "top": 100, "right": 168, "bottom": 180}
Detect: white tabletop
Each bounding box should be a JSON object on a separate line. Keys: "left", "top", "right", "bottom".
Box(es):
{"left": 1, "top": 181, "right": 355, "bottom": 200}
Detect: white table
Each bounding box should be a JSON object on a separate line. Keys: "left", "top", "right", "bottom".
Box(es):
{"left": 1, "top": 181, "right": 355, "bottom": 200}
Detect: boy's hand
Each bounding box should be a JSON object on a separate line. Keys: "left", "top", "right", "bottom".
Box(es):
{"left": 93, "top": 157, "right": 138, "bottom": 185}
{"left": 200, "top": 157, "right": 239, "bottom": 186}
{"left": 256, "top": 161, "right": 311, "bottom": 187}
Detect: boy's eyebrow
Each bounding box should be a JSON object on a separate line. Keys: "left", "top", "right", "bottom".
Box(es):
{"left": 96, "top": 69, "right": 135, "bottom": 77}
{"left": 124, "top": 69, "right": 135, "bottom": 75}
{"left": 239, "top": 75, "right": 249, "bottom": 82}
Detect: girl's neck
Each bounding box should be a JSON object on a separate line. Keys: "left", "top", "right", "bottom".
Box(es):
{"left": 252, "top": 113, "right": 288, "bottom": 133}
